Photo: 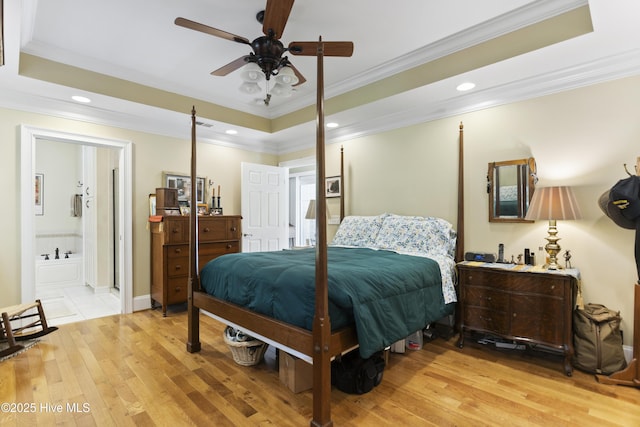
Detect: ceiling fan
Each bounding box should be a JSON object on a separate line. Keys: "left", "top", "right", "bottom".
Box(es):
{"left": 175, "top": 0, "right": 353, "bottom": 105}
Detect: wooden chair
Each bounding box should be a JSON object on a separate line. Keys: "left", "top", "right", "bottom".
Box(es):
{"left": 0, "top": 300, "right": 58, "bottom": 359}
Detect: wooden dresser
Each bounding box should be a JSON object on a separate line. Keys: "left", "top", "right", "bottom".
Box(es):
{"left": 150, "top": 215, "right": 241, "bottom": 316}
{"left": 457, "top": 263, "right": 578, "bottom": 376}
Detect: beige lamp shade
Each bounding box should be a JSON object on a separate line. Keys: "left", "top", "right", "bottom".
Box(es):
{"left": 525, "top": 186, "right": 582, "bottom": 221}
{"left": 525, "top": 186, "right": 581, "bottom": 270}
{"left": 305, "top": 200, "right": 316, "bottom": 220}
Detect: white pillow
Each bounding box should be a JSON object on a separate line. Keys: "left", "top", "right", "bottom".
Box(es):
{"left": 330, "top": 214, "right": 387, "bottom": 247}
{"left": 374, "top": 214, "right": 456, "bottom": 257}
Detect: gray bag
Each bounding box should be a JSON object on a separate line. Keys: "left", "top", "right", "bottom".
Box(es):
{"left": 573, "top": 303, "right": 627, "bottom": 375}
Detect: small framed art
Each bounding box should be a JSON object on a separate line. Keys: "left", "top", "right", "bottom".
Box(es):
{"left": 325, "top": 176, "right": 341, "bottom": 198}
{"left": 35, "top": 173, "right": 44, "bottom": 215}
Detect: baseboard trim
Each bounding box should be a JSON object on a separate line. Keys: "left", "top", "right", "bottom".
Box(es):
{"left": 133, "top": 294, "right": 152, "bottom": 312}
{"left": 623, "top": 345, "right": 633, "bottom": 363}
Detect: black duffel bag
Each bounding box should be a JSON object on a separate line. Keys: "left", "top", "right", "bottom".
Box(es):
{"left": 331, "top": 349, "right": 385, "bottom": 394}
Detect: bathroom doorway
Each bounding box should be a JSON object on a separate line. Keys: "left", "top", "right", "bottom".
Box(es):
{"left": 20, "top": 126, "right": 133, "bottom": 324}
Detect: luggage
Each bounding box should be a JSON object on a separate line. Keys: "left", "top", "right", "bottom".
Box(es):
{"left": 573, "top": 303, "right": 627, "bottom": 375}
{"left": 331, "top": 350, "right": 385, "bottom": 394}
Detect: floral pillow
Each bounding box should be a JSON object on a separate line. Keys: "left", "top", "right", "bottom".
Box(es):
{"left": 330, "top": 214, "right": 387, "bottom": 247}
{"left": 373, "top": 214, "right": 457, "bottom": 257}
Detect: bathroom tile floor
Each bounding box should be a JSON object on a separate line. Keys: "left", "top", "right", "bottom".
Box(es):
{"left": 38, "top": 285, "right": 120, "bottom": 327}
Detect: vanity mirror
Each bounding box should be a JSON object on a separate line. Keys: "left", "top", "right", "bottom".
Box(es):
{"left": 488, "top": 158, "right": 537, "bottom": 223}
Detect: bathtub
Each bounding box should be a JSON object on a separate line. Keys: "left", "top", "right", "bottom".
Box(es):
{"left": 35, "top": 254, "right": 83, "bottom": 290}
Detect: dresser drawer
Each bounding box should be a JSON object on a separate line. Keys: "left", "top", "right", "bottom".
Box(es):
{"left": 165, "top": 218, "right": 188, "bottom": 244}
{"left": 167, "top": 256, "right": 189, "bottom": 277}
{"left": 166, "top": 244, "right": 188, "bottom": 258}
{"left": 166, "top": 277, "right": 188, "bottom": 304}
{"left": 199, "top": 241, "right": 240, "bottom": 265}
{"left": 199, "top": 219, "right": 228, "bottom": 242}
{"left": 463, "top": 286, "right": 508, "bottom": 310}
{"left": 508, "top": 275, "right": 567, "bottom": 297}
{"left": 199, "top": 217, "right": 241, "bottom": 242}
{"left": 459, "top": 269, "right": 510, "bottom": 289}
{"left": 464, "top": 306, "right": 509, "bottom": 335}
{"left": 511, "top": 294, "right": 564, "bottom": 344}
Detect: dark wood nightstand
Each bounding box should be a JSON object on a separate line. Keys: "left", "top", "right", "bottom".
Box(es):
{"left": 457, "top": 262, "right": 578, "bottom": 376}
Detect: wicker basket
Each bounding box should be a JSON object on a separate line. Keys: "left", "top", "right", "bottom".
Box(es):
{"left": 223, "top": 333, "right": 267, "bottom": 366}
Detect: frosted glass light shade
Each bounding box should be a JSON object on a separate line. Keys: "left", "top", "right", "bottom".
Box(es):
{"left": 275, "top": 66, "right": 299, "bottom": 85}
{"left": 239, "top": 81, "right": 262, "bottom": 94}
{"left": 240, "top": 63, "right": 265, "bottom": 82}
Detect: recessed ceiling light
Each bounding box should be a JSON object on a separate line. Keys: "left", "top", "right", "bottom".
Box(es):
{"left": 71, "top": 95, "right": 91, "bottom": 103}
{"left": 326, "top": 122, "right": 339, "bottom": 128}
{"left": 456, "top": 82, "right": 476, "bottom": 92}
{"left": 225, "top": 129, "right": 238, "bottom": 135}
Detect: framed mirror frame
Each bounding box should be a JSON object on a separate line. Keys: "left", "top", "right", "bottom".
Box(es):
{"left": 488, "top": 158, "right": 536, "bottom": 223}
{"left": 162, "top": 171, "right": 206, "bottom": 205}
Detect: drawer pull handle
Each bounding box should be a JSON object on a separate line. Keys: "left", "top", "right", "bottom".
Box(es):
{"left": 551, "top": 285, "right": 555, "bottom": 290}
{"left": 175, "top": 265, "right": 182, "bottom": 270}
{"left": 485, "top": 296, "right": 492, "bottom": 301}
{"left": 172, "top": 229, "right": 179, "bottom": 233}
{"left": 175, "top": 248, "right": 182, "bottom": 253}
{"left": 513, "top": 313, "right": 517, "bottom": 317}
{"left": 175, "top": 287, "right": 181, "bottom": 292}
{"left": 231, "top": 227, "right": 237, "bottom": 232}
{"left": 226, "top": 244, "right": 232, "bottom": 249}
{"left": 203, "top": 227, "right": 210, "bottom": 232}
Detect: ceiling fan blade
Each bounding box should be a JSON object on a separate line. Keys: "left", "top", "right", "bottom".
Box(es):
{"left": 211, "top": 56, "right": 250, "bottom": 76}
{"left": 263, "top": 0, "right": 295, "bottom": 39}
{"left": 288, "top": 41, "right": 354, "bottom": 57}
{"left": 288, "top": 63, "right": 306, "bottom": 86}
{"left": 175, "top": 17, "right": 250, "bottom": 45}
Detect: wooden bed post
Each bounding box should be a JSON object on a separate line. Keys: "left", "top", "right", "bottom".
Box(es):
{"left": 187, "top": 106, "right": 201, "bottom": 353}
{"left": 311, "top": 37, "right": 333, "bottom": 427}
{"left": 456, "top": 122, "right": 465, "bottom": 263}
{"left": 340, "top": 146, "right": 345, "bottom": 221}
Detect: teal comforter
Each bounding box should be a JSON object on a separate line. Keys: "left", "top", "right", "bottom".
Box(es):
{"left": 200, "top": 247, "right": 454, "bottom": 358}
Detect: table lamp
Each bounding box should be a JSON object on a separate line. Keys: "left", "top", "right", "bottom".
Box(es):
{"left": 525, "top": 186, "right": 582, "bottom": 269}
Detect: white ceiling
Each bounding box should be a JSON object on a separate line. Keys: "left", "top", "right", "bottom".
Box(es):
{"left": 2, "top": 0, "right": 640, "bottom": 154}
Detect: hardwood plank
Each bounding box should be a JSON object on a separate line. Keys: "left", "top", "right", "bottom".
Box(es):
{"left": 3, "top": 308, "right": 640, "bottom": 426}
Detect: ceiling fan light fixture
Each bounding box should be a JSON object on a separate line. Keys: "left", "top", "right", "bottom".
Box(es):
{"left": 239, "top": 81, "right": 262, "bottom": 94}
{"left": 275, "top": 66, "right": 299, "bottom": 85}
{"left": 271, "top": 82, "right": 293, "bottom": 97}
{"left": 240, "top": 62, "right": 265, "bottom": 82}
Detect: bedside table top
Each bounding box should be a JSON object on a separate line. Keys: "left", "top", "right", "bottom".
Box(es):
{"left": 458, "top": 260, "right": 580, "bottom": 280}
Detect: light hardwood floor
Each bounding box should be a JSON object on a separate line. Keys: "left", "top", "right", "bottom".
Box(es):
{"left": 1, "top": 308, "right": 639, "bottom": 426}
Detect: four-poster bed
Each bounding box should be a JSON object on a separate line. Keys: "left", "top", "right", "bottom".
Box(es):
{"left": 185, "top": 41, "right": 465, "bottom": 427}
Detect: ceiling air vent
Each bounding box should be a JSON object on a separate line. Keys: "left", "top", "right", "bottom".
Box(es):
{"left": 195, "top": 121, "right": 213, "bottom": 128}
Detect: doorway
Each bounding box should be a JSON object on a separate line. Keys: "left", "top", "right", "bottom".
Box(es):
{"left": 20, "top": 125, "right": 133, "bottom": 319}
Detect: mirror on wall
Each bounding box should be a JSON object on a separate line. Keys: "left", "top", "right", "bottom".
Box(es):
{"left": 488, "top": 158, "right": 537, "bottom": 223}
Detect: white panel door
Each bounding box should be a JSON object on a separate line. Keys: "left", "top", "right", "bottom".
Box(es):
{"left": 82, "top": 146, "right": 97, "bottom": 288}
{"left": 241, "top": 162, "right": 288, "bottom": 252}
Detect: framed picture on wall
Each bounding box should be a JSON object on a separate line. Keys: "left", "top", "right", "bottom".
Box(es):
{"left": 325, "top": 176, "right": 341, "bottom": 198}
{"left": 148, "top": 194, "right": 156, "bottom": 216}
{"left": 35, "top": 173, "right": 44, "bottom": 215}
{"left": 162, "top": 172, "right": 206, "bottom": 204}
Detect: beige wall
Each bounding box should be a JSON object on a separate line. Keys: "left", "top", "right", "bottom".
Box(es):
{"left": 0, "top": 108, "right": 277, "bottom": 306}
{"left": 2, "top": 74, "right": 639, "bottom": 345}
{"left": 290, "top": 74, "right": 639, "bottom": 346}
